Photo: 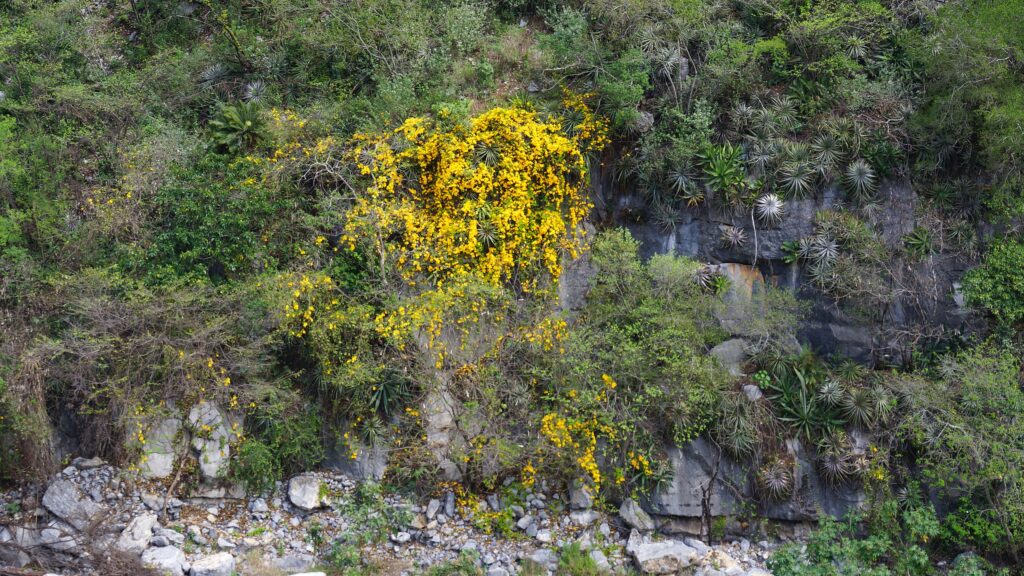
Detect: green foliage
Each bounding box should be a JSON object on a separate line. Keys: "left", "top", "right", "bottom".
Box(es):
{"left": 701, "top": 143, "right": 747, "bottom": 202}
{"left": 142, "top": 152, "right": 308, "bottom": 283}
{"left": 208, "top": 101, "right": 267, "bottom": 154}
{"left": 230, "top": 438, "right": 280, "bottom": 494}
{"left": 246, "top": 403, "right": 325, "bottom": 480}
{"left": 338, "top": 481, "right": 412, "bottom": 546}
{"left": 898, "top": 344, "right": 1024, "bottom": 559}
{"left": 557, "top": 542, "right": 606, "bottom": 575}
{"left": 962, "top": 239, "right": 1024, "bottom": 329}
{"left": 768, "top": 495, "right": 941, "bottom": 576}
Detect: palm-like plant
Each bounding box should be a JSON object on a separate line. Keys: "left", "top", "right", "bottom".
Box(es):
{"left": 844, "top": 159, "right": 877, "bottom": 203}
{"left": 758, "top": 458, "right": 795, "bottom": 501}
{"left": 755, "top": 193, "right": 785, "bottom": 227}
{"left": 209, "top": 101, "right": 266, "bottom": 154}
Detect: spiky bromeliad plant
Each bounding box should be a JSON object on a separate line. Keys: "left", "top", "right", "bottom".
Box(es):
{"left": 701, "top": 142, "right": 747, "bottom": 205}
{"left": 778, "top": 159, "right": 816, "bottom": 199}
{"left": 816, "top": 431, "right": 856, "bottom": 487}
{"left": 758, "top": 457, "right": 795, "bottom": 502}
{"left": 764, "top": 367, "right": 843, "bottom": 441}
{"left": 720, "top": 225, "right": 747, "bottom": 248}
{"left": 844, "top": 159, "right": 877, "bottom": 204}
{"left": 755, "top": 193, "right": 785, "bottom": 227}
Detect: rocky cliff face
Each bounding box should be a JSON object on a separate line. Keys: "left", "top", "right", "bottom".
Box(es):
{"left": 611, "top": 178, "right": 972, "bottom": 364}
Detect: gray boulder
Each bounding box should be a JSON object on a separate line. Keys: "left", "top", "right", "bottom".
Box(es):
{"left": 42, "top": 479, "right": 105, "bottom": 530}
{"left": 568, "top": 480, "right": 593, "bottom": 510}
{"left": 629, "top": 540, "right": 699, "bottom": 574}
{"left": 620, "top": 498, "right": 655, "bottom": 532}
{"left": 188, "top": 402, "right": 230, "bottom": 481}
{"left": 142, "top": 545, "right": 187, "bottom": 576}
{"left": 710, "top": 339, "right": 748, "bottom": 377}
{"left": 142, "top": 417, "right": 182, "bottom": 479}
{"left": 189, "top": 552, "right": 235, "bottom": 576}
{"left": 288, "top": 474, "right": 322, "bottom": 511}
{"left": 272, "top": 553, "right": 317, "bottom": 572}
{"left": 116, "top": 512, "right": 157, "bottom": 555}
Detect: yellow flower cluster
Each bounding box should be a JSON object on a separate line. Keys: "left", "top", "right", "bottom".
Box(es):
{"left": 539, "top": 412, "right": 608, "bottom": 492}
{"left": 523, "top": 316, "right": 568, "bottom": 353}
{"left": 628, "top": 450, "right": 653, "bottom": 477}
{"left": 282, "top": 274, "right": 336, "bottom": 338}
{"left": 340, "top": 99, "right": 606, "bottom": 357}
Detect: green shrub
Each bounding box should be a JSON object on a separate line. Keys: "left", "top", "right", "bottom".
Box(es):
{"left": 557, "top": 542, "right": 606, "bottom": 575}
{"left": 230, "top": 438, "right": 280, "bottom": 494}
{"left": 768, "top": 496, "right": 940, "bottom": 576}
{"left": 898, "top": 344, "right": 1024, "bottom": 560}
{"left": 962, "top": 239, "right": 1024, "bottom": 329}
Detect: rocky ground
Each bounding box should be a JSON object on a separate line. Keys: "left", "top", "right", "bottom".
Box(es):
{"left": 0, "top": 458, "right": 779, "bottom": 575}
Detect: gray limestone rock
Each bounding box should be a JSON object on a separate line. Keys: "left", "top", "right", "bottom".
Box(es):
{"left": 620, "top": 498, "right": 655, "bottom": 532}
{"left": 189, "top": 552, "right": 235, "bottom": 576}
{"left": 116, "top": 511, "right": 157, "bottom": 555}
{"left": 142, "top": 545, "right": 187, "bottom": 576}
{"left": 288, "top": 474, "right": 322, "bottom": 511}
{"left": 42, "top": 479, "right": 105, "bottom": 531}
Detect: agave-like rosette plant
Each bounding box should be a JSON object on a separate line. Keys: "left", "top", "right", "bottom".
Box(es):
{"left": 844, "top": 159, "right": 877, "bottom": 203}
{"left": 651, "top": 201, "right": 683, "bottom": 233}
{"left": 666, "top": 165, "right": 694, "bottom": 195}
{"left": 243, "top": 80, "right": 267, "bottom": 103}
{"left": 772, "top": 94, "right": 801, "bottom": 134}
{"left": 755, "top": 193, "right": 785, "bottom": 226}
{"left": 757, "top": 458, "right": 794, "bottom": 501}
{"left": 732, "top": 101, "right": 755, "bottom": 132}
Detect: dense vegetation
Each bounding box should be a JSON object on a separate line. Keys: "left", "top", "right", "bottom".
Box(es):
{"left": 2, "top": 0, "right": 1023, "bottom": 573}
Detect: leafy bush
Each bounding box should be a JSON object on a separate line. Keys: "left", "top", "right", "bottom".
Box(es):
{"left": 962, "top": 239, "right": 1024, "bottom": 329}
{"left": 898, "top": 344, "right": 1024, "bottom": 560}
{"left": 768, "top": 496, "right": 940, "bottom": 576}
